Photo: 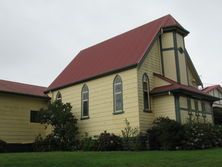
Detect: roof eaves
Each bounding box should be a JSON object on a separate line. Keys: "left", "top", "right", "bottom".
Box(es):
{"left": 151, "top": 87, "right": 219, "bottom": 101}
{"left": 0, "top": 90, "right": 50, "bottom": 99}
{"left": 46, "top": 63, "right": 138, "bottom": 93}
{"left": 163, "top": 25, "right": 189, "bottom": 36}
{"left": 171, "top": 88, "right": 220, "bottom": 101}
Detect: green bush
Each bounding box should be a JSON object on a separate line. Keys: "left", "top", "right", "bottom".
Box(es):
{"left": 0, "top": 139, "right": 7, "bottom": 153}
{"left": 33, "top": 134, "right": 68, "bottom": 152}
{"left": 33, "top": 101, "right": 79, "bottom": 151}
{"left": 213, "top": 125, "right": 222, "bottom": 147}
{"left": 79, "top": 133, "right": 98, "bottom": 151}
{"left": 146, "top": 117, "right": 222, "bottom": 150}
{"left": 147, "top": 117, "right": 184, "bottom": 150}
{"left": 183, "top": 122, "right": 222, "bottom": 149}
{"left": 97, "top": 131, "right": 122, "bottom": 151}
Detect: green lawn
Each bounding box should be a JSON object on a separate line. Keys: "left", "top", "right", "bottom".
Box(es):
{"left": 0, "top": 149, "right": 222, "bottom": 167}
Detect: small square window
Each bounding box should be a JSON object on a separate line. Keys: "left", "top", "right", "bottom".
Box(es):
{"left": 30, "top": 111, "right": 40, "bottom": 123}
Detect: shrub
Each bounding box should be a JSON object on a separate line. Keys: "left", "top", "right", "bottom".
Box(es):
{"left": 213, "top": 125, "right": 222, "bottom": 147}
{"left": 33, "top": 134, "right": 65, "bottom": 152}
{"left": 147, "top": 117, "right": 184, "bottom": 150}
{"left": 33, "top": 101, "right": 78, "bottom": 151}
{"left": 79, "top": 133, "right": 98, "bottom": 151}
{"left": 97, "top": 131, "right": 122, "bottom": 151}
{"left": 0, "top": 139, "right": 7, "bottom": 153}
{"left": 183, "top": 122, "right": 222, "bottom": 149}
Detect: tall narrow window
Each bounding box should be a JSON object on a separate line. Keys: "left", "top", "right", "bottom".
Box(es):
{"left": 194, "top": 100, "right": 199, "bottom": 117}
{"left": 113, "top": 75, "right": 123, "bottom": 113}
{"left": 143, "top": 74, "right": 150, "bottom": 111}
{"left": 81, "top": 84, "right": 89, "bottom": 118}
{"left": 201, "top": 102, "right": 206, "bottom": 118}
{"left": 56, "top": 91, "right": 62, "bottom": 102}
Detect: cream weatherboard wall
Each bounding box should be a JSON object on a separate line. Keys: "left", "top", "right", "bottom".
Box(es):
{"left": 161, "top": 32, "right": 177, "bottom": 82}
{"left": 162, "top": 50, "right": 177, "bottom": 81}
{"left": 161, "top": 32, "right": 174, "bottom": 49}
{"left": 137, "top": 38, "right": 164, "bottom": 132}
{"left": 0, "top": 93, "right": 47, "bottom": 143}
{"left": 179, "top": 96, "right": 213, "bottom": 124}
{"left": 49, "top": 68, "right": 139, "bottom": 137}
{"left": 207, "top": 88, "right": 222, "bottom": 107}
{"left": 187, "top": 64, "right": 199, "bottom": 88}
{"left": 153, "top": 95, "right": 176, "bottom": 120}
{"left": 176, "top": 33, "right": 188, "bottom": 85}
{"left": 161, "top": 32, "right": 189, "bottom": 86}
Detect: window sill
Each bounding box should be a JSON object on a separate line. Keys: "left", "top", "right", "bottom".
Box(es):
{"left": 113, "top": 111, "right": 124, "bottom": 115}
{"left": 81, "top": 116, "right": 90, "bottom": 120}
{"left": 143, "top": 109, "right": 152, "bottom": 113}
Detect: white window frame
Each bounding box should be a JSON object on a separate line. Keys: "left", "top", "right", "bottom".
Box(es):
{"left": 143, "top": 73, "right": 151, "bottom": 111}
{"left": 113, "top": 75, "right": 123, "bottom": 113}
{"left": 81, "top": 85, "right": 89, "bottom": 119}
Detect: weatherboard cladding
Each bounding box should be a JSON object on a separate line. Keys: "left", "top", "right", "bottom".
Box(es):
{"left": 47, "top": 14, "right": 188, "bottom": 91}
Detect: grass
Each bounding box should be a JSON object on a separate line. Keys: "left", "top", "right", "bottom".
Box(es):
{"left": 0, "top": 149, "right": 222, "bottom": 167}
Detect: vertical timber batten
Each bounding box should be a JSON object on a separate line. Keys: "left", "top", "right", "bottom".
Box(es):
{"left": 174, "top": 95, "right": 181, "bottom": 122}
{"left": 173, "top": 32, "right": 181, "bottom": 83}
{"left": 159, "top": 35, "right": 165, "bottom": 76}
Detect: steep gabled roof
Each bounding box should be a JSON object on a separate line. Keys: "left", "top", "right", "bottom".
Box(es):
{"left": 47, "top": 14, "right": 188, "bottom": 92}
{"left": 0, "top": 79, "right": 48, "bottom": 98}
{"left": 151, "top": 73, "right": 219, "bottom": 101}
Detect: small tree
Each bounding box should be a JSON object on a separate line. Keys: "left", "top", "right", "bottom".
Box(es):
{"left": 35, "top": 100, "right": 78, "bottom": 151}
{"left": 121, "top": 119, "right": 144, "bottom": 151}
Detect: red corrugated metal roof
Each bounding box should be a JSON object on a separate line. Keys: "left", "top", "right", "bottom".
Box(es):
{"left": 47, "top": 14, "right": 187, "bottom": 91}
{"left": 151, "top": 73, "right": 216, "bottom": 99}
{"left": 0, "top": 79, "right": 48, "bottom": 98}
{"left": 202, "top": 85, "right": 222, "bottom": 94}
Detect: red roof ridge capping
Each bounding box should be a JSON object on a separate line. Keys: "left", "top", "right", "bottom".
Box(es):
{"left": 152, "top": 73, "right": 216, "bottom": 98}
{"left": 202, "top": 85, "right": 222, "bottom": 94}
{"left": 47, "top": 14, "right": 188, "bottom": 92}
{"left": 0, "top": 79, "right": 48, "bottom": 98}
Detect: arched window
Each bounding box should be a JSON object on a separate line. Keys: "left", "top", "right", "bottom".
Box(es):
{"left": 143, "top": 74, "right": 150, "bottom": 111}
{"left": 113, "top": 75, "right": 123, "bottom": 113}
{"left": 56, "top": 91, "right": 62, "bottom": 102}
{"left": 81, "top": 84, "right": 89, "bottom": 118}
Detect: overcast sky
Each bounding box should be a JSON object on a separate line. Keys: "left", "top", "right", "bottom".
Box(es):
{"left": 0, "top": 0, "right": 221, "bottom": 87}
